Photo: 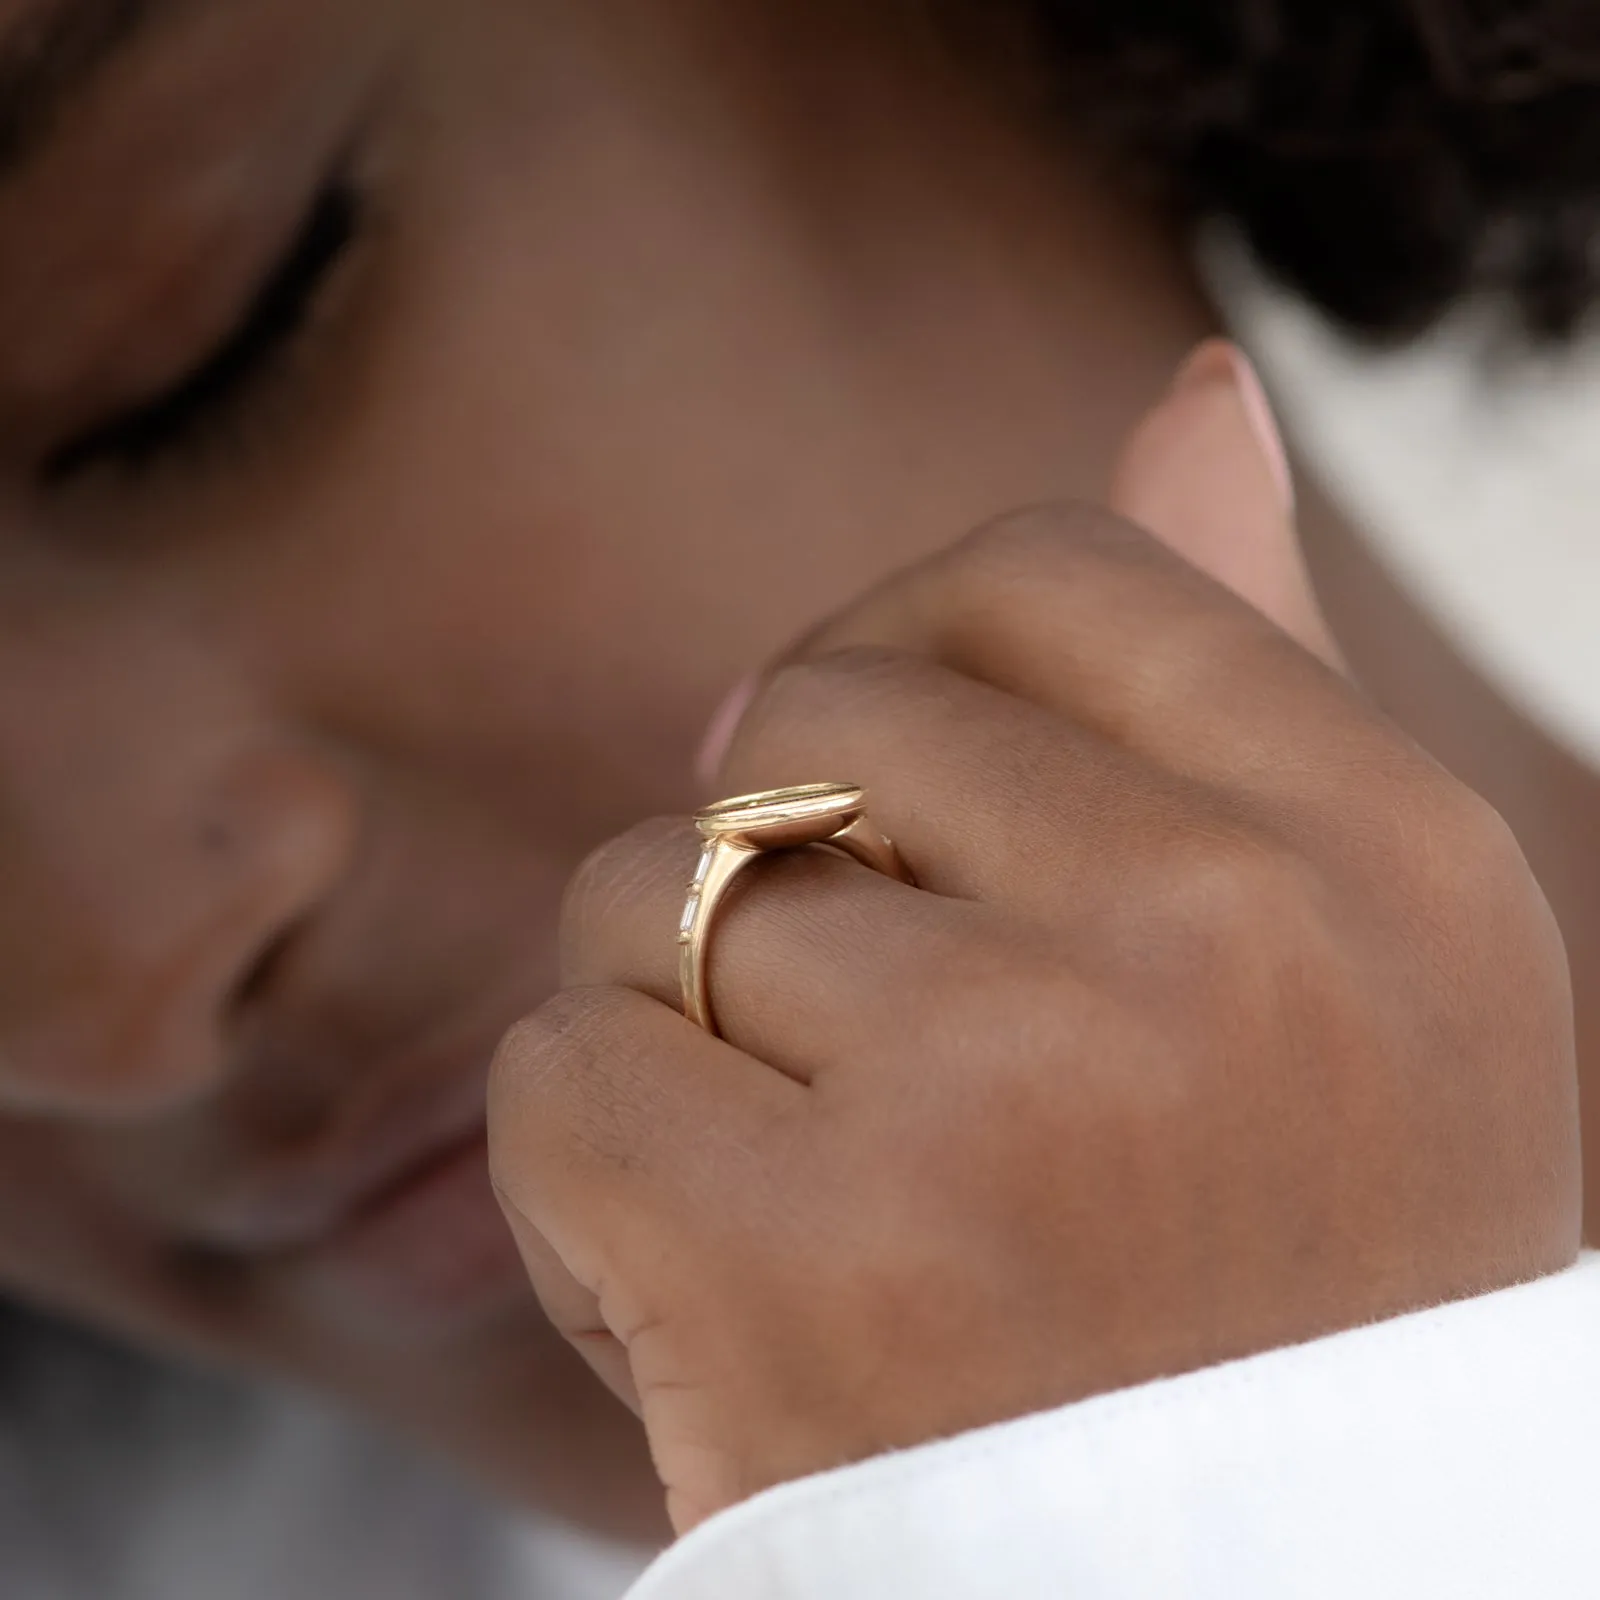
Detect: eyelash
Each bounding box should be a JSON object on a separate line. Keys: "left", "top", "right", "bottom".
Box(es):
{"left": 43, "top": 179, "right": 365, "bottom": 484}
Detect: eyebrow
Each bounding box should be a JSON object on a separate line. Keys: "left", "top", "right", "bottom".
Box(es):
{"left": 0, "top": 0, "right": 161, "bottom": 178}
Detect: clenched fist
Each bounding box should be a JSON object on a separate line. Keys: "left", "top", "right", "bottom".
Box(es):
{"left": 489, "top": 345, "right": 1580, "bottom": 1534}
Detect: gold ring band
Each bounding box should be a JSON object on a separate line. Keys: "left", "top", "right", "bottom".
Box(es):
{"left": 678, "top": 783, "right": 913, "bottom": 1037}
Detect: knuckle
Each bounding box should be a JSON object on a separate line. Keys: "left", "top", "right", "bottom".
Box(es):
{"left": 490, "top": 985, "right": 683, "bottom": 1179}
{"left": 940, "top": 501, "right": 1150, "bottom": 601}
{"left": 1150, "top": 825, "right": 1319, "bottom": 952}
{"left": 948, "top": 501, "right": 1110, "bottom": 579}
{"left": 1419, "top": 777, "right": 1532, "bottom": 902}
{"left": 731, "top": 646, "right": 910, "bottom": 763}
{"left": 926, "top": 504, "right": 1170, "bottom": 659}
{"left": 1370, "top": 768, "right": 1549, "bottom": 948}
{"left": 488, "top": 986, "right": 673, "bottom": 1200}
{"left": 1392, "top": 772, "right": 1572, "bottom": 1011}
{"left": 562, "top": 815, "right": 691, "bottom": 937}
{"left": 764, "top": 646, "right": 907, "bottom": 718}
{"left": 488, "top": 986, "right": 627, "bottom": 1124}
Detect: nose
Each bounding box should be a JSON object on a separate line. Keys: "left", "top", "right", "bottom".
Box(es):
{"left": 0, "top": 650, "right": 358, "bottom": 1118}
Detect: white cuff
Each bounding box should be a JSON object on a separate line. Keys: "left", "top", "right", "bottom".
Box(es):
{"left": 626, "top": 1257, "right": 1600, "bottom": 1599}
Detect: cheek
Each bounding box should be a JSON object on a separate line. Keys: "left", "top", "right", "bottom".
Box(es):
{"left": 283, "top": 112, "right": 894, "bottom": 747}
{"left": 239, "top": 469, "right": 712, "bottom": 838}
{"left": 198, "top": 350, "right": 725, "bottom": 840}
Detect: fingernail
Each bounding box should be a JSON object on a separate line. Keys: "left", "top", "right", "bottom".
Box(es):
{"left": 1169, "top": 340, "right": 1296, "bottom": 518}
{"left": 1225, "top": 347, "right": 1296, "bottom": 517}
{"left": 694, "top": 675, "right": 759, "bottom": 789}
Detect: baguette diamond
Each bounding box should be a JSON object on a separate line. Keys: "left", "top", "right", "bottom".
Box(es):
{"left": 678, "top": 783, "right": 911, "bottom": 1036}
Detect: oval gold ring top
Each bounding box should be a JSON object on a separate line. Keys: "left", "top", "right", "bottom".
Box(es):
{"left": 678, "top": 784, "right": 912, "bottom": 1037}
{"left": 695, "top": 782, "right": 867, "bottom": 847}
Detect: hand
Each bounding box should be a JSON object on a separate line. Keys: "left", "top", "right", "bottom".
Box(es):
{"left": 488, "top": 343, "right": 1581, "bottom": 1534}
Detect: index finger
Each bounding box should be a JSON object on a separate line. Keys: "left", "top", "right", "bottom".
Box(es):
{"left": 488, "top": 985, "right": 806, "bottom": 1334}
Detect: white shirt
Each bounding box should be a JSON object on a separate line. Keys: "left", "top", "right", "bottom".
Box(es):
{"left": 626, "top": 1257, "right": 1600, "bottom": 1598}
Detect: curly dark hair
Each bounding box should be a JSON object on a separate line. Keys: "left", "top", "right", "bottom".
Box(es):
{"left": 1012, "top": 2, "right": 1600, "bottom": 339}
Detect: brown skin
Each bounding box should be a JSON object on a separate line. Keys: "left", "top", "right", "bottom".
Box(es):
{"left": 1298, "top": 486, "right": 1600, "bottom": 1244}
{"left": 490, "top": 410, "right": 1578, "bottom": 1530}
{"left": 0, "top": 0, "right": 1582, "bottom": 1545}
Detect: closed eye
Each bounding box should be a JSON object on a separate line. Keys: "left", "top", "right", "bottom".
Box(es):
{"left": 43, "top": 176, "right": 364, "bottom": 483}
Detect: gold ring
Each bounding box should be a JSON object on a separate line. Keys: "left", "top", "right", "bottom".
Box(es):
{"left": 678, "top": 783, "right": 913, "bottom": 1037}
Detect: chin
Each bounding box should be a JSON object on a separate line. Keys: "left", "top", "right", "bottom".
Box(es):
{"left": 324, "top": 1292, "right": 668, "bottom": 1546}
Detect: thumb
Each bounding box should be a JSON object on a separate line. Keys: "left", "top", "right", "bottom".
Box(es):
{"left": 1110, "top": 338, "right": 1346, "bottom": 673}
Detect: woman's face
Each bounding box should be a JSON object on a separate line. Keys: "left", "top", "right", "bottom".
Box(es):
{"left": 0, "top": 0, "right": 1204, "bottom": 1508}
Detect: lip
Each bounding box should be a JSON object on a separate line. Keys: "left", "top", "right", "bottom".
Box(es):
{"left": 173, "top": 1037, "right": 536, "bottom": 1335}
{"left": 182, "top": 1050, "right": 497, "bottom": 1258}
{"left": 294, "top": 1123, "right": 533, "bottom": 1330}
